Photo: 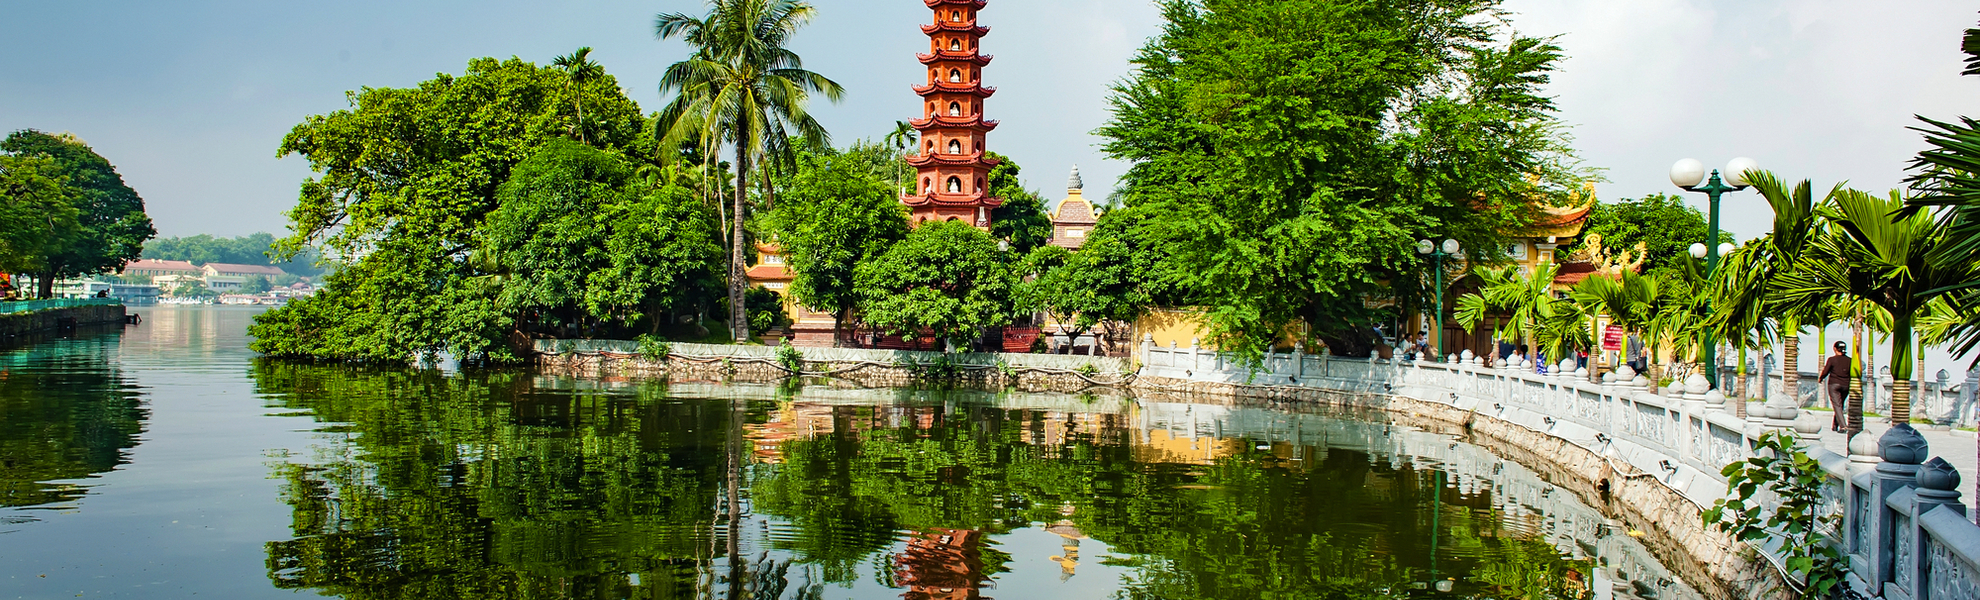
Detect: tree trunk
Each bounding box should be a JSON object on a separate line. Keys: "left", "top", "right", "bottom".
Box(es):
{"left": 1850, "top": 319, "right": 1864, "bottom": 431}
{"left": 725, "top": 397, "right": 743, "bottom": 600}
{"left": 1734, "top": 344, "right": 1748, "bottom": 418}
{"left": 1892, "top": 313, "right": 1915, "bottom": 424}
{"left": 731, "top": 144, "right": 750, "bottom": 343}
{"left": 36, "top": 271, "right": 54, "bottom": 299}
{"left": 1783, "top": 335, "right": 1799, "bottom": 407}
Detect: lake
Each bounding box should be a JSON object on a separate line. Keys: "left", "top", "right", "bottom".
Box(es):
{"left": 0, "top": 305, "right": 1696, "bottom": 599}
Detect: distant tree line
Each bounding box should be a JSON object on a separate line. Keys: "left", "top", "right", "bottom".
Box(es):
{"left": 142, "top": 233, "right": 324, "bottom": 277}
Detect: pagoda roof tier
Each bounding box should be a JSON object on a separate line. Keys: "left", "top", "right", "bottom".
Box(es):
{"left": 906, "top": 151, "right": 1003, "bottom": 168}
{"left": 908, "top": 115, "right": 1000, "bottom": 131}
{"left": 917, "top": 51, "right": 994, "bottom": 66}
{"left": 912, "top": 81, "right": 997, "bottom": 98}
{"left": 924, "top": 0, "right": 987, "bottom": 8}
{"left": 901, "top": 193, "right": 1006, "bottom": 208}
{"left": 921, "top": 22, "right": 990, "bottom": 36}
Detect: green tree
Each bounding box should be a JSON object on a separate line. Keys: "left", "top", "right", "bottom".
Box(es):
{"left": 984, "top": 152, "right": 1053, "bottom": 254}
{"left": 141, "top": 233, "right": 324, "bottom": 276}
{"left": 1778, "top": 189, "right": 1978, "bottom": 423}
{"left": 853, "top": 220, "right": 1016, "bottom": 350}
{"left": 0, "top": 154, "right": 82, "bottom": 276}
{"left": 746, "top": 285, "right": 789, "bottom": 336}
{"left": 766, "top": 147, "right": 910, "bottom": 338}
{"left": 252, "top": 57, "right": 654, "bottom": 363}
{"left": 1096, "top": 0, "right": 1592, "bottom": 361}
{"left": 1708, "top": 171, "right": 1831, "bottom": 405}
{"left": 1454, "top": 263, "right": 1561, "bottom": 356}
{"left": 0, "top": 130, "right": 155, "bottom": 298}
{"left": 1904, "top": 21, "right": 1980, "bottom": 365}
{"left": 1564, "top": 193, "right": 1730, "bottom": 282}
{"left": 1019, "top": 215, "right": 1159, "bottom": 354}
{"left": 240, "top": 275, "right": 272, "bottom": 295}
{"left": 551, "top": 47, "right": 606, "bottom": 144}
{"left": 655, "top": 0, "right": 845, "bottom": 343}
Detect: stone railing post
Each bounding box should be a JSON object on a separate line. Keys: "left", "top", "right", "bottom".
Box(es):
{"left": 1901, "top": 457, "right": 1965, "bottom": 600}
{"left": 1141, "top": 334, "right": 1154, "bottom": 368}
{"left": 1189, "top": 337, "right": 1201, "bottom": 374}
{"left": 1868, "top": 425, "right": 1930, "bottom": 589}
{"left": 1293, "top": 341, "right": 1305, "bottom": 379}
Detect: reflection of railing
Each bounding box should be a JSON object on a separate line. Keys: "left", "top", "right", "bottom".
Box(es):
{"left": 0, "top": 298, "right": 123, "bottom": 315}
{"left": 1139, "top": 341, "right": 1980, "bottom": 600}
{"left": 531, "top": 339, "right": 1133, "bottom": 374}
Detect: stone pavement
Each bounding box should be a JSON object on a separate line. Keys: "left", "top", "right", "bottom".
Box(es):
{"left": 1793, "top": 408, "right": 1977, "bottom": 480}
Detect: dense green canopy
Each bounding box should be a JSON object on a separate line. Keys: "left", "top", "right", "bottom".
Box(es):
{"left": 0, "top": 130, "right": 155, "bottom": 297}
{"left": 1097, "top": 0, "right": 1590, "bottom": 358}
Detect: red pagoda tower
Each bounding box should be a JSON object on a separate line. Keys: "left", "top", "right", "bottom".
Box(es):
{"left": 903, "top": 0, "right": 1002, "bottom": 227}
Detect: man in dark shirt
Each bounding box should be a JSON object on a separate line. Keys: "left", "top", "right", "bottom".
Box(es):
{"left": 1817, "top": 341, "right": 1853, "bottom": 432}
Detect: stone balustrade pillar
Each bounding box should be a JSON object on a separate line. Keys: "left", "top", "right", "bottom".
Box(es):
{"left": 1867, "top": 425, "right": 1929, "bottom": 589}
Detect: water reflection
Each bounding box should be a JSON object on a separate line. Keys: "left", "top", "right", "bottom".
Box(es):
{"left": 0, "top": 327, "right": 146, "bottom": 521}
{"left": 256, "top": 367, "right": 1692, "bottom": 600}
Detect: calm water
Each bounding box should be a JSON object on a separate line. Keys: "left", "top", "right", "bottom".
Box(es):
{"left": 0, "top": 306, "right": 1698, "bottom": 600}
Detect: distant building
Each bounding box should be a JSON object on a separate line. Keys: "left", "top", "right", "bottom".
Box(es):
{"left": 746, "top": 243, "right": 839, "bottom": 346}
{"left": 203, "top": 263, "right": 286, "bottom": 279}
{"left": 1049, "top": 165, "right": 1098, "bottom": 249}
{"left": 124, "top": 259, "right": 202, "bottom": 277}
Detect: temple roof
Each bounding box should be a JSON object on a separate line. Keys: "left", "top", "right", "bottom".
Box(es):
{"left": 1521, "top": 205, "right": 1592, "bottom": 239}
{"left": 924, "top": 0, "right": 987, "bottom": 8}
{"left": 901, "top": 192, "right": 1006, "bottom": 208}
{"left": 906, "top": 151, "right": 1003, "bottom": 168}
{"left": 912, "top": 81, "right": 997, "bottom": 98}
{"left": 921, "top": 22, "right": 990, "bottom": 36}
{"left": 917, "top": 51, "right": 994, "bottom": 66}
{"left": 908, "top": 114, "right": 1000, "bottom": 131}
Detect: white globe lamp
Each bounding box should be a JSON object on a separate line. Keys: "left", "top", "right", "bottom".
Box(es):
{"left": 1724, "top": 157, "right": 1760, "bottom": 187}
{"left": 1688, "top": 243, "right": 1708, "bottom": 259}
{"left": 1670, "top": 158, "right": 1706, "bottom": 188}
{"left": 1440, "top": 239, "right": 1460, "bottom": 255}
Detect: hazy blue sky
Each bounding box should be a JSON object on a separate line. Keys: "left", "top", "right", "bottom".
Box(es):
{"left": 3, "top": 0, "right": 1977, "bottom": 245}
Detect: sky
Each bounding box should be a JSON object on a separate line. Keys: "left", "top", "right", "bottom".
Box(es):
{"left": 3, "top": 0, "right": 1976, "bottom": 374}
{"left": 4, "top": 0, "right": 1977, "bottom": 241}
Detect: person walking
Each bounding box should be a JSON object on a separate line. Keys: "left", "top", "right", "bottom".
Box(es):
{"left": 1818, "top": 341, "right": 1852, "bottom": 432}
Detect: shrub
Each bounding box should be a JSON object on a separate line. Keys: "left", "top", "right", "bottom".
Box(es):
{"left": 777, "top": 341, "right": 804, "bottom": 373}
{"left": 1702, "top": 430, "right": 1847, "bottom": 598}
{"left": 637, "top": 334, "right": 671, "bottom": 360}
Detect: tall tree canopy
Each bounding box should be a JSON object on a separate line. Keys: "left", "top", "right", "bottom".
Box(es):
{"left": 1097, "top": 0, "right": 1590, "bottom": 358}
{"left": 853, "top": 220, "right": 1016, "bottom": 349}
{"left": 250, "top": 57, "right": 693, "bottom": 363}
{"left": 984, "top": 152, "right": 1053, "bottom": 254}
{"left": 0, "top": 130, "right": 155, "bottom": 297}
{"left": 765, "top": 145, "right": 910, "bottom": 336}
{"left": 1563, "top": 193, "right": 1729, "bottom": 283}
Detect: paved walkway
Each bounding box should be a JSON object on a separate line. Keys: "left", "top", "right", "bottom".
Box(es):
{"left": 1793, "top": 409, "right": 1977, "bottom": 482}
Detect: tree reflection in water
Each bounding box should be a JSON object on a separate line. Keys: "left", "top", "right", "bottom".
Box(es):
{"left": 0, "top": 331, "right": 145, "bottom": 518}
{"left": 255, "top": 365, "right": 1597, "bottom": 600}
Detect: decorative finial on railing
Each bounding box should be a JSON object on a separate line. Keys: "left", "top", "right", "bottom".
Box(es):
{"left": 1878, "top": 424, "right": 1929, "bottom": 465}
{"left": 1917, "top": 457, "right": 1961, "bottom": 494}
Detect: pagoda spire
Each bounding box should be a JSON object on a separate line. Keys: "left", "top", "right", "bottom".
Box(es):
{"left": 902, "top": 0, "right": 1003, "bottom": 228}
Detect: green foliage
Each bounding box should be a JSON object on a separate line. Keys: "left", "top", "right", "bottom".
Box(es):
{"left": 1096, "top": 0, "right": 1592, "bottom": 360}
{"left": 251, "top": 57, "right": 707, "bottom": 363}
{"left": 637, "top": 333, "right": 672, "bottom": 360}
{"left": 984, "top": 152, "right": 1053, "bottom": 254}
{"left": 1019, "top": 211, "right": 1161, "bottom": 344}
{"left": 746, "top": 286, "right": 789, "bottom": 337}
{"left": 654, "top": 0, "right": 845, "bottom": 342}
{"left": 0, "top": 335, "right": 147, "bottom": 510}
{"left": 766, "top": 145, "right": 910, "bottom": 331}
{"left": 1565, "top": 193, "right": 1728, "bottom": 282}
{"left": 776, "top": 340, "right": 804, "bottom": 373}
{"left": 240, "top": 275, "right": 272, "bottom": 295}
{"left": 0, "top": 153, "right": 81, "bottom": 275}
{"left": 1902, "top": 21, "right": 1980, "bottom": 364}
{"left": 854, "top": 220, "right": 1016, "bottom": 346}
{"left": 142, "top": 233, "right": 324, "bottom": 276}
{"left": 1702, "top": 431, "right": 1847, "bottom": 598}
{"left": 0, "top": 130, "right": 155, "bottom": 297}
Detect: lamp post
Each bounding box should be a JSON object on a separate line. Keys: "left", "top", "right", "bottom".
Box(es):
{"left": 1672, "top": 157, "right": 1758, "bottom": 388}
{"left": 1417, "top": 238, "right": 1460, "bottom": 359}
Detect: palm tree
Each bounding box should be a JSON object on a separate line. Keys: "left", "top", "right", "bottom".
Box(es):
{"left": 655, "top": 0, "right": 845, "bottom": 343}
{"left": 1778, "top": 189, "right": 1978, "bottom": 424}
{"left": 1454, "top": 263, "right": 1560, "bottom": 363}
{"left": 551, "top": 47, "right": 606, "bottom": 144}
{"left": 881, "top": 120, "right": 918, "bottom": 193}
{"left": 1570, "top": 269, "right": 1658, "bottom": 381}
{"left": 1706, "top": 172, "right": 1827, "bottom": 409}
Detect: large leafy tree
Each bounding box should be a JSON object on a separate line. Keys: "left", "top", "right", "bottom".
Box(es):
{"left": 251, "top": 57, "right": 653, "bottom": 362}
{"left": 654, "top": 0, "right": 845, "bottom": 343}
{"left": 1096, "top": 0, "right": 1590, "bottom": 360}
{"left": 1019, "top": 211, "right": 1165, "bottom": 354}
{"left": 983, "top": 152, "right": 1052, "bottom": 254}
{"left": 853, "top": 220, "right": 1016, "bottom": 349}
{"left": 0, "top": 154, "right": 81, "bottom": 277}
{"left": 1564, "top": 193, "right": 1730, "bottom": 282}
{"left": 766, "top": 146, "right": 910, "bottom": 338}
{"left": 0, "top": 130, "right": 154, "bottom": 298}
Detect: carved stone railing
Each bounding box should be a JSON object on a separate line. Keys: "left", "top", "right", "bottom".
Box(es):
{"left": 1139, "top": 340, "right": 1980, "bottom": 600}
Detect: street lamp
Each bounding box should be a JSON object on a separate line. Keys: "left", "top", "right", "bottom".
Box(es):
{"left": 1672, "top": 156, "right": 1758, "bottom": 387}
{"left": 1417, "top": 238, "right": 1460, "bottom": 359}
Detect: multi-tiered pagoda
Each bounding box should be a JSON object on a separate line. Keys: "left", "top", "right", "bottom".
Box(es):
{"left": 903, "top": 0, "right": 1002, "bottom": 227}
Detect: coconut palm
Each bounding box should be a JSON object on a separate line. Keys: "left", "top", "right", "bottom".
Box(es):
{"left": 655, "top": 0, "right": 845, "bottom": 342}
{"left": 1567, "top": 270, "right": 1657, "bottom": 381}
{"left": 551, "top": 47, "right": 606, "bottom": 144}
{"left": 1777, "top": 189, "right": 1979, "bottom": 424}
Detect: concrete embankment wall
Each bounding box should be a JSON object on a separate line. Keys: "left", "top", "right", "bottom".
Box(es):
{"left": 533, "top": 341, "right": 1133, "bottom": 393}
{"left": 0, "top": 305, "right": 127, "bottom": 337}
